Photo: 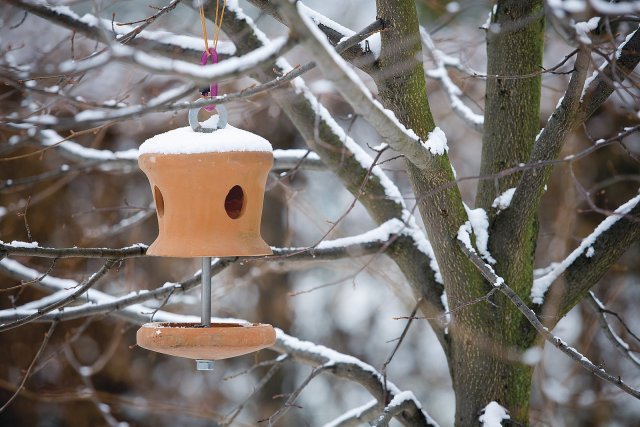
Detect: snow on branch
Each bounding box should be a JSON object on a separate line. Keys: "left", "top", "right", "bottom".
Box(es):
{"left": 0, "top": 258, "right": 119, "bottom": 332}
{"left": 17, "top": 83, "right": 196, "bottom": 128}
{"left": 0, "top": 224, "right": 416, "bottom": 322}
{"left": 7, "top": 128, "right": 324, "bottom": 173}
{"left": 457, "top": 239, "right": 640, "bottom": 401}
{"left": 531, "top": 192, "right": 640, "bottom": 305}
{"left": 61, "top": 36, "right": 291, "bottom": 86}
{"left": 371, "top": 390, "right": 436, "bottom": 427}
{"left": 5, "top": 0, "right": 236, "bottom": 59}
{"left": 0, "top": 258, "right": 437, "bottom": 426}
{"left": 493, "top": 47, "right": 591, "bottom": 253}
{"left": 420, "top": 27, "right": 484, "bottom": 132}
{"left": 580, "top": 26, "right": 640, "bottom": 119}
{"left": 547, "top": 0, "right": 640, "bottom": 15}
{"left": 273, "top": 332, "right": 439, "bottom": 426}
{"left": 276, "top": 1, "right": 436, "bottom": 171}
{"left": 322, "top": 399, "right": 379, "bottom": 427}
{"left": 589, "top": 292, "right": 640, "bottom": 369}
{"left": 246, "top": 0, "right": 378, "bottom": 67}
{"left": 478, "top": 401, "right": 510, "bottom": 427}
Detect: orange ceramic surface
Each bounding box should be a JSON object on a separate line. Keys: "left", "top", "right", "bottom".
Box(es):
{"left": 136, "top": 322, "right": 276, "bottom": 360}
{"left": 139, "top": 152, "right": 273, "bottom": 257}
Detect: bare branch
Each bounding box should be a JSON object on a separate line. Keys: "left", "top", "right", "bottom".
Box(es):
{"left": 0, "top": 242, "right": 147, "bottom": 259}
{"left": 0, "top": 321, "right": 58, "bottom": 413}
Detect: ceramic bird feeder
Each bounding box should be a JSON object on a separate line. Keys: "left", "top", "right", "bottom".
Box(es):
{"left": 136, "top": 106, "right": 276, "bottom": 370}
{"left": 138, "top": 109, "right": 273, "bottom": 258}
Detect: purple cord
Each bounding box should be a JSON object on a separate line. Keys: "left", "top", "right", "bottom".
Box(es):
{"left": 201, "top": 48, "right": 219, "bottom": 112}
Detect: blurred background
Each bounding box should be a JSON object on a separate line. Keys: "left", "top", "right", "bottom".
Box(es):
{"left": 1, "top": 0, "right": 639, "bottom": 425}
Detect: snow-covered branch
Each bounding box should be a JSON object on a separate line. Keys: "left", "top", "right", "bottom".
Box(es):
{"left": 276, "top": 0, "right": 435, "bottom": 170}
{"left": 457, "top": 239, "right": 640, "bottom": 401}
{"left": 580, "top": 26, "right": 640, "bottom": 119}
{"left": 273, "top": 332, "right": 438, "bottom": 426}
{"left": 589, "top": 292, "right": 640, "bottom": 369}
{"left": 0, "top": 258, "right": 119, "bottom": 332}
{"left": 531, "top": 192, "right": 640, "bottom": 306}
{"left": 492, "top": 47, "right": 591, "bottom": 260}
{"left": 0, "top": 260, "right": 438, "bottom": 426}
{"left": 548, "top": 0, "right": 640, "bottom": 15}
{"left": 3, "top": 0, "right": 236, "bottom": 60}
{"left": 61, "top": 35, "right": 291, "bottom": 86}
{"left": 8, "top": 20, "right": 383, "bottom": 130}
{"left": 0, "top": 223, "right": 416, "bottom": 323}
{"left": 5, "top": 129, "right": 324, "bottom": 173}
{"left": 371, "top": 391, "right": 430, "bottom": 427}
{"left": 218, "top": 1, "right": 447, "bottom": 342}
{"left": 420, "top": 27, "right": 484, "bottom": 132}
{"left": 246, "top": 0, "right": 378, "bottom": 72}
{"left": 322, "top": 400, "right": 379, "bottom": 427}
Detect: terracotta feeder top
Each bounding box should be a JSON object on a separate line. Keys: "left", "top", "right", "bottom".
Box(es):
{"left": 139, "top": 116, "right": 272, "bottom": 155}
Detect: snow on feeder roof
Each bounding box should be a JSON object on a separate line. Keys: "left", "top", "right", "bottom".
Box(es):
{"left": 139, "top": 116, "right": 272, "bottom": 155}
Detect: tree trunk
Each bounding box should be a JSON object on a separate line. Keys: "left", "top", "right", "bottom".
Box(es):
{"left": 374, "top": 1, "right": 542, "bottom": 424}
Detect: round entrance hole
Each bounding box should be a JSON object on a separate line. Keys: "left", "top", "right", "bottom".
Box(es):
{"left": 154, "top": 186, "right": 164, "bottom": 217}
{"left": 224, "top": 185, "right": 245, "bottom": 219}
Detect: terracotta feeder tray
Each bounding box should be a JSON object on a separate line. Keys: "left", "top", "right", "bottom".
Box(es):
{"left": 137, "top": 322, "right": 276, "bottom": 360}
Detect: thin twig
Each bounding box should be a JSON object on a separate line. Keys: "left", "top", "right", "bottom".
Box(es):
{"left": 0, "top": 320, "right": 58, "bottom": 413}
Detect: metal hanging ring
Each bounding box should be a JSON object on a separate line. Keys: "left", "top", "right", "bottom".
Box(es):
{"left": 189, "top": 105, "right": 228, "bottom": 133}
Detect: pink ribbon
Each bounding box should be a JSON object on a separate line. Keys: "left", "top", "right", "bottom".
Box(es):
{"left": 200, "top": 48, "right": 218, "bottom": 112}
